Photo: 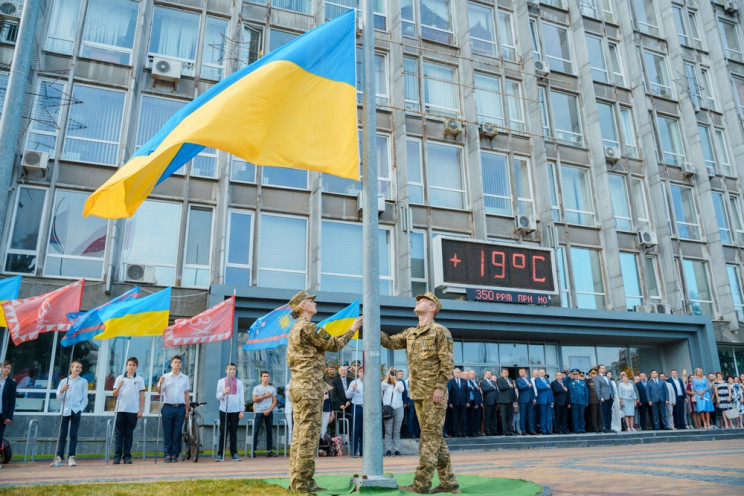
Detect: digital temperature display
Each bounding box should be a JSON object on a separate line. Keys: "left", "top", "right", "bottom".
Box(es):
{"left": 434, "top": 238, "right": 556, "bottom": 294}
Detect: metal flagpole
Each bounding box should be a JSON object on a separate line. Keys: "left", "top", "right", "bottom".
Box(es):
{"left": 0, "top": 328, "right": 9, "bottom": 364}
{"left": 107, "top": 339, "right": 131, "bottom": 464}
{"left": 51, "top": 344, "right": 75, "bottom": 466}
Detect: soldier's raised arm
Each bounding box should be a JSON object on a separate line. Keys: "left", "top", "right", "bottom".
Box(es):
{"left": 307, "top": 316, "right": 363, "bottom": 352}
{"left": 380, "top": 329, "right": 407, "bottom": 349}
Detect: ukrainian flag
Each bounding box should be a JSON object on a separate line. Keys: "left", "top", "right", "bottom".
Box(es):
{"left": 94, "top": 287, "right": 171, "bottom": 339}
{"left": 317, "top": 298, "right": 360, "bottom": 339}
{"left": 0, "top": 276, "right": 21, "bottom": 328}
{"left": 84, "top": 11, "right": 358, "bottom": 219}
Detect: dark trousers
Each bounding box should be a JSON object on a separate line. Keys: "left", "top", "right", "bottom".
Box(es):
{"left": 673, "top": 396, "right": 686, "bottom": 428}
{"left": 253, "top": 411, "right": 274, "bottom": 452}
{"left": 483, "top": 404, "right": 498, "bottom": 435}
{"left": 554, "top": 404, "right": 568, "bottom": 433}
{"left": 451, "top": 404, "right": 466, "bottom": 436}
{"left": 57, "top": 410, "right": 82, "bottom": 458}
{"left": 537, "top": 403, "right": 549, "bottom": 433}
{"left": 600, "top": 399, "right": 613, "bottom": 431}
{"left": 651, "top": 401, "right": 667, "bottom": 429}
{"left": 638, "top": 402, "right": 650, "bottom": 429}
{"left": 588, "top": 403, "right": 601, "bottom": 431}
{"left": 351, "top": 404, "right": 363, "bottom": 455}
{"left": 571, "top": 404, "right": 585, "bottom": 432}
{"left": 467, "top": 405, "right": 482, "bottom": 435}
{"left": 519, "top": 402, "right": 534, "bottom": 433}
{"left": 218, "top": 411, "right": 240, "bottom": 456}
{"left": 114, "top": 411, "right": 138, "bottom": 459}
{"left": 162, "top": 404, "right": 185, "bottom": 457}
{"left": 0, "top": 413, "right": 8, "bottom": 445}
{"left": 500, "top": 404, "right": 513, "bottom": 435}
{"left": 407, "top": 404, "right": 420, "bottom": 437}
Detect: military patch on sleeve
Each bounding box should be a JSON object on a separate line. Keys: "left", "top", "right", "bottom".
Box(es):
{"left": 316, "top": 327, "right": 331, "bottom": 340}
{"left": 446, "top": 337, "right": 454, "bottom": 353}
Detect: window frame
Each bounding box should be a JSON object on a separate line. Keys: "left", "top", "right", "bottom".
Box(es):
{"left": 256, "top": 213, "right": 308, "bottom": 289}
{"left": 560, "top": 164, "right": 596, "bottom": 227}
{"left": 424, "top": 141, "right": 467, "bottom": 210}
{"left": 181, "top": 205, "right": 214, "bottom": 288}
{"left": 669, "top": 183, "right": 701, "bottom": 241}
{"left": 4, "top": 186, "right": 48, "bottom": 275}
{"left": 223, "top": 209, "right": 254, "bottom": 286}
{"left": 643, "top": 50, "right": 673, "bottom": 99}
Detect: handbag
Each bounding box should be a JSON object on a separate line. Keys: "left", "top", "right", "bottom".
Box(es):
{"left": 724, "top": 408, "right": 739, "bottom": 420}
{"left": 382, "top": 404, "right": 394, "bottom": 420}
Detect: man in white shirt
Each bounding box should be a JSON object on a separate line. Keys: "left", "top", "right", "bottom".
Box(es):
{"left": 112, "top": 357, "right": 145, "bottom": 464}
{"left": 252, "top": 370, "right": 277, "bottom": 457}
{"left": 157, "top": 355, "right": 190, "bottom": 463}
{"left": 346, "top": 366, "right": 364, "bottom": 457}
{"left": 216, "top": 362, "right": 245, "bottom": 461}
{"left": 52, "top": 360, "right": 88, "bottom": 467}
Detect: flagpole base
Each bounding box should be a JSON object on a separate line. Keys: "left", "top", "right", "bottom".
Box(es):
{"left": 349, "top": 474, "right": 398, "bottom": 491}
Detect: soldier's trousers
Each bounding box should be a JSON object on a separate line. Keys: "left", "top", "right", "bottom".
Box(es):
{"left": 288, "top": 392, "right": 323, "bottom": 492}
{"left": 413, "top": 399, "right": 458, "bottom": 492}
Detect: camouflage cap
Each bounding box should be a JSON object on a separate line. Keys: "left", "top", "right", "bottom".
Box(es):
{"left": 289, "top": 290, "right": 317, "bottom": 312}
{"left": 416, "top": 291, "right": 442, "bottom": 311}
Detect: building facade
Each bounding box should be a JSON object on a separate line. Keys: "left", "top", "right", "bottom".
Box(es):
{"left": 0, "top": 0, "right": 742, "bottom": 427}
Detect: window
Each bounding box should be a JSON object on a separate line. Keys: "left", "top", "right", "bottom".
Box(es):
{"left": 321, "top": 221, "right": 393, "bottom": 295}
{"left": 269, "top": 29, "right": 298, "bottom": 52}
{"left": 596, "top": 102, "right": 619, "bottom": 148}
{"left": 136, "top": 96, "right": 186, "bottom": 147}
{"left": 698, "top": 125, "right": 717, "bottom": 174}
{"left": 182, "top": 206, "right": 213, "bottom": 288}
{"left": 80, "top": 0, "right": 139, "bottom": 65}
{"left": 733, "top": 75, "right": 744, "bottom": 117}
{"left": 426, "top": 142, "right": 465, "bottom": 209}
{"left": 714, "top": 130, "right": 732, "bottom": 177}
{"left": 547, "top": 162, "right": 561, "bottom": 222}
{"left": 0, "top": 72, "right": 6, "bottom": 117}
{"left": 45, "top": 190, "right": 108, "bottom": 279}
{"left": 406, "top": 138, "right": 424, "bottom": 204}
{"left": 586, "top": 35, "right": 608, "bottom": 84}
{"left": 619, "top": 108, "right": 638, "bottom": 159}
{"left": 4, "top": 186, "right": 47, "bottom": 274}
{"left": 498, "top": 11, "right": 517, "bottom": 61}
{"left": 410, "top": 230, "right": 428, "bottom": 295}
{"left": 25, "top": 78, "right": 65, "bottom": 158}
{"left": 609, "top": 174, "right": 632, "bottom": 231}
{"left": 630, "top": 177, "right": 651, "bottom": 232}
{"left": 474, "top": 73, "right": 503, "bottom": 127}
{"left": 401, "top": 0, "right": 415, "bottom": 37}
{"left": 0, "top": 17, "right": 18, "bottom": 43}
{"left": 45, "top": 0, "right": 82, "bottom": 54}
{"left": 421, "top": 0, "right": 454, "bottom": 44}
{"left": 727, "top": 266, "right": 744, "bottom": 321}
{"left": 149, "top": 6, "right": 199, "bottom": 75}
{"left": 538, "top": 88, "right": 550, "bottom": 139}
{"left": 581, "top": 0, "right": 615, "bottom": 23}
{"left": 224, "top": 210, "right": 253, "bottom": 286}
{"left": 620, "top": 252, "right": 643, "bottom": 310}
{"left": 202, "top": 17, "right": 228, "bottom": 81}
{"left": 468, "top": 3, "right": 496, "bottom": 57}
{"left": 549, "top": 91, "right": 583, "bottom": 147}
{"left": 238, "top": 25, "right": 262, "bottom": 68}
{"left": 326, "top": 0, "right": 387, "bottom": 31}
{"left": 684, "top": 62, "right": 701, "bottom": 109}
{"left": 555, "top": 246, "right": 569, "bottom": 307}
{"left": 561, "top": 165, "right": 595, "bottom": 226}
{"left": 672, "top": 5, "right": 688, "bottom": 46}
{"left": 632, "top": 0, "right": 660, "bottom": 37}
{"left": 121, "top": 200, "right": 181, "bottom": 286}
{"left": 643, "top": 50, "right": 672, "bottom": 99}
{"left": 322, "top": 133, "right": 392, "bottom": 199}
{"left": 541, "top": 22, "right": 573, "bottom": 74}
{"left": 669, "top": 184, "right": 700, "bottom": 240}
{"left": 504, "top": 80, "right": 525, "bottom": 132}
{"left": 682, "top": 259, "right": 714, "bottom": 317}
{"left": 688, "top": 11, "right": 703, "bottom": 50}
{"left": 191, "top": 147, "right": 218, "bottom": 179}
{"left": 481, "top": 151, "right": 510, "bottom": 216}
{"left": 423, "top": 61, "right": 458, "bottom": 116}
{"left": 712, "top": 192, "right": 732, "bottom": 245}
{"left": 643, "top": 256, "right": 662, "bottom": 303}
{"left": 720, "top": 19, "right": 743, "bottom": 63}
{"left": 608, "top": 43, "right": 625, "bottom": 87}
{"left": 571, "top": 247, "right": 606, "bottom": 310}
{"left": 513, "top": 158, "right": 533, "bottom": 216}
{"left": 700, "top": 69, "right": 717, "bottom": 112}
{"left": 356, "top": 49, "right": 388, "bottom": 105}
{"left": 258, "top": 214, "right": 307, "bottom": 289}
{"left": 730, "top": 197, "right": 744, "bottom": 245}
{"left": 62, "top": 85, "right": 125, "bottom": 165}
{"left": 273, "top": 0, "right": 312, "bottom": 14}
{"left": 403, "top": 57, "right": 420, "bottom": 111}
{"left": 656, "top": 115, "right": 685, "bottom": 166}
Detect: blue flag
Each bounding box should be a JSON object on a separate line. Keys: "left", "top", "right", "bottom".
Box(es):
{"left": 61, "top": 287, "right": 140, "bottom": 347}
{"left": 243, "top": 304, "right": 295, "bottom": 351}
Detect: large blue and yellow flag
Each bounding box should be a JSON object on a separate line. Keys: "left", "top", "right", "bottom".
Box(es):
{"left": 61, "top": 287, "right": 140, "bottom": 347}
{"left": 84, "top": 11, "right": 358, "bottom": 219}
{"left": 243, "top": 304, "right": 295, "bottom": 351}
{"left": 317, "top": 298, "right": 360, "bottom": 339}
{"left": 0, "top": 276, "right": 21, "bottom": 327}
{"left": 94, "top": 287, "right": 171, "bottom": 340}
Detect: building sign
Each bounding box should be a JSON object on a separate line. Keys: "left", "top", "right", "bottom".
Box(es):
{"left": 434, "top": 237, "right": 557, "bottom": 294}
{"left": 466, "top": 288, "right": 551, "bottom": 305}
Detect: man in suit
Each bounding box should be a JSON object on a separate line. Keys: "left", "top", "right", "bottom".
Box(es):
{"left": 331, "top": 365, "right": 352, "bottom": 435}
{"left": 552, "top": 371, "right": 569, "bottom": 434}
{"left": 480, "top": 370, "right": 499, "bottom": 436}
{"left": 0, "top": 360, "right": 17, "bottom": 458}
{"left": 667, "top": 369, "right": 686, "bottom": 429}
{"left": 466, "top": 371, "right": 483, "bottom": 436}
{"left": 516, "top": 368, "right": 536, "bottom": 435}
{"left": 636, "top": 373, "right": 650, "bottom": 430}
{"left": 646, "top": 369, "right": 669, "bottom": 430}
{"left": 568, "top": 370, "right": 587, "bottom": 433}
{"left": 447, "top": 368, "right": 468, "bottom": 437}
{"left": 534, "top": 369, "right": 553, "bottom": 434}
{"left": 595, "top": 364, "right": 615, "bottom": 433}
{"left": 586, "top": 369, "right": 601, "bottom": 432}
{"left": 496, "top": 368, "right": 515, "bottom": 436}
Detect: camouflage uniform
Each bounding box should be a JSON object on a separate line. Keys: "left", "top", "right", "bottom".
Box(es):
{"left": 381, "top": 318, "right": 458, "bottom": 493}
{"left": 287, "top": 315, "right": 356, "bottom": 493}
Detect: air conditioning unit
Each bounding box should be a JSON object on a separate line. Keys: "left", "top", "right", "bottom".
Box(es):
{"left": 151, "top": 56, "right": 182, "bottom": 82}
{"left": 725, "top": 0, "right": 738, "bottom": 15}
{"left": 655, "top": 304, "right": 673, "bottom": 314}
{"left": 637, "top": 230, "right": 658, "bottom": 248}
{"left": 706, "top": 165, "right": 717, "bottom": 177}
{"left": 124, "top": 264, "right": 156, "bottom": 284}
{"left": 534, "top": 59, "right": 550, "bottom": 77}
{"left": 478, "top": 122, "right": 498, "bottom": 138}
{"left": 357, "top": 191, "right": 385, "bottom": 215}
{"left": 604, "top": 145, "right": 621, "bottom": 163}
{"left": 515, "top": 214, "right": 537, "bottom": 234}
{"left": 21, "top": 150, "right": 49, "bottom": 176}
{"left": 0, "top": 1, "right": 21, "bottom": 19}
{"left": 681, "top": 162, "right": 696, "bottom": 178}
{"left": 444, "top": 118, "right": 462, "bottom": 137}
{"left": 634, "top": 305, "right": 654, "bottom": 313}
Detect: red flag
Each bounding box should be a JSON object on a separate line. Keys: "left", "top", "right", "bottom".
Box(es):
{"left": 163, "top": 295, "right": 235, "bottom": 347}
{"left": 2, "top": 279, "right": 85, "bottom": 346}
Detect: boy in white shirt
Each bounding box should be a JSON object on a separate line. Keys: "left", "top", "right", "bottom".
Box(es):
{"left": 52, "top": 360, "right": 88, "bottom": 467}
{"left": 216, "top": 362, "right": 245, "bottom": 461}
{"left": 112, "top": 357, "right": 145, "bottom": 464}
{"left": 157, "top": 355, "right": 190, "bottom": 463}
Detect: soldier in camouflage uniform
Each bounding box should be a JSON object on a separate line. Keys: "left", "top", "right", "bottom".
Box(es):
{"left": 381, "top": 292, "right": 460, "bottom": 494}
{"left": 286, "top": 290, "right": 363, "bottom": 494}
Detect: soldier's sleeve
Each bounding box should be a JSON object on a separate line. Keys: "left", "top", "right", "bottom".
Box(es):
{"left": 380, "top": 329, "right": 407, "bottom": 349}
{"left": 305, "top": 321, "right": 356, "bottom": 352}
{"left": 435, "top": 326, "right": 454, "bottom": 392}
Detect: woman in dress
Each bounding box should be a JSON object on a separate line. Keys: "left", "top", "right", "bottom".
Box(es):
{"left": 714, "top": 372, "right": 733, "bottom": 429}
{"left": 617, "top": 372, "right": 637, "bottom": 431}
{"left": 732, "top": 376, "right": 744, "bottom": 428}
{"left": 607, "top": 371, "right": 622, "bottom": 432}
{"left": 685, "top": 374, "right": 700, "bottom": 429}
{"left": 692, "top": 368, "right": 713, "bottom": 428}
{"left": 381, "top": 367, "right": 405, "bottom": 457}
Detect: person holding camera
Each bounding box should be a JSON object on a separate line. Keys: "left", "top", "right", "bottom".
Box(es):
{"left": 382, "top": 367, "right": 405, "bottom": 456}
